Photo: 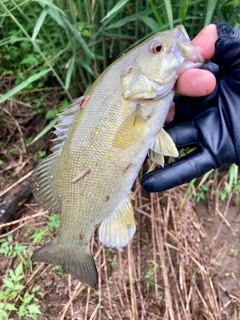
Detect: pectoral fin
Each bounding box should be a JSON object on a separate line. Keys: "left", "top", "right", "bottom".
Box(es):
{"left": 148, "top": 129, "right": 178, "bottom": 166}
{"left": 148, "top": 150, "right": 165, "bottom": 167}
{"left": 99, "top": 195, "right": 136, "bottom": 249}
{"left": 113, "top": 110, "right": 148, "bottom": 148}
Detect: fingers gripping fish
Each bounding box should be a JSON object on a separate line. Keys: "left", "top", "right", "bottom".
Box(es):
{"left": 31, "top": 26, "right": 204, "bottom": 287}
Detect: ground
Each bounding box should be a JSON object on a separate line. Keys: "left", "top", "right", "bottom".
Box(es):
{"left": 1, "top": 88, "right": 240, "bottom": 319}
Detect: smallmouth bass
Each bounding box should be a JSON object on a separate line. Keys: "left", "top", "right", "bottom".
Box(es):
{"left": 31, "top": 26, "right": 204, "bottom": 287}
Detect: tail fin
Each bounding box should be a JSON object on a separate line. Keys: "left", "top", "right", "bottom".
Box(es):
{"left": 31, "top": 239, "right": 98, "bottom": 287}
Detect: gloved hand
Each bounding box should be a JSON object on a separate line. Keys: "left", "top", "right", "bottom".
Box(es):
{"left": 141, "top": 22, "right": 240, "bottom": 192}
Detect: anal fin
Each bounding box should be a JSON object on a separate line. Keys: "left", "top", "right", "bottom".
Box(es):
{"left": 99, "top": 195, "right": 136, "bottom": 249}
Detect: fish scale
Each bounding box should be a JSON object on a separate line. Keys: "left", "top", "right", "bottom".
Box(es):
{"left": 31, "top": 25, "right": 204, "bottom": 287}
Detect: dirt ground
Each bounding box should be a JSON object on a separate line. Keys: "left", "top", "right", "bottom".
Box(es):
{"left": 1, "top": 85, "right": 240, "bottom": 319}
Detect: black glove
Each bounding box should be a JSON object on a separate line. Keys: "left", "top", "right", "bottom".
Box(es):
{"left": 141, "top": 22, "right": 240, "bottom": 192}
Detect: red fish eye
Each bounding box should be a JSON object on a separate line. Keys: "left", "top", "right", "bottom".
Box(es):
{"left": 151, "top": 44, "right": 163, "bottom": 54}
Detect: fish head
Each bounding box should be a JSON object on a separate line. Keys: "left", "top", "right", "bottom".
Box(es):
{"left": 122, "top": 25, "right": 204, "bottom": 101}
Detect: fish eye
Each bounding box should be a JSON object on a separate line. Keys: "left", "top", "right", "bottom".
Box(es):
{"left": 150, "top": 42, "right": 163, "bottom": 54}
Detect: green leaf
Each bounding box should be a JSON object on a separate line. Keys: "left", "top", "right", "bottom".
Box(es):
{"left": 138, "top": 15, "right": 160, "bottom": 32}
{"left": 45, "top": 6, "right": 94, "bottom": 58}
{"left": 27, "top": 304, "right": 42, "bottom": 314}
{"left": 149, "top": 0, "right": 164, "bottom": 26}
{"left": 3, "top": 279, "right": 14, "bottom": 289}
{"left": 0, "top": 69, "right": 51, "bottom": 104}
{"left": 32, "top": 285, "right": 41, "bottom": 293}
{"left": 163, "top": 0, "right": 174, "bottom": 29}
{"left": 101, "top": 0, "right": 130, "bottom": 23}
{"left": 79, "top": 58, "right": 94, "bottom": 77}
{"left": 14, "top": 284, "right": 25, "bottom": 291}
{"left": 34, "top": 0, "right": 66, "bottom": 15}
{"left": 45, "top": 108, "right": 59, "bottom": 120}
{"left": 6, "top": 304, "right": 17, "bottom": 311}
{"left": 0, "top": 310, "right": 8, "bottom": 318}
{"left": 65, "top": 56, "right": 75, "bottom": 90}
{"left": 15, "top": 262, "right": 23, "bottom": 277}
{"left": 18, "top": 304, "right": 26, "bottom": 317}
{"left": 32, "top": 6, "right": 49, "bottom": 40}
{"left": 31, "top": 118, "right": 57, "bottom": 144}
{"left": 105, "top": 15, "right": 136, "bottom": 29}
{"left": 22, "top": 293, "right": 34, "bottom": 304}
{"left": 204, "top": 0, "right": 218, "bottom": 26}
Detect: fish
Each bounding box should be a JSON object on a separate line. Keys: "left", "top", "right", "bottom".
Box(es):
{"left": 31, "top": 25, "right": 204, "bottom": 287}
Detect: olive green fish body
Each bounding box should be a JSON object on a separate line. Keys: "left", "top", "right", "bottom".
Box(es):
{"left": 31, "top": 26, "right": 204, "bottom": 287}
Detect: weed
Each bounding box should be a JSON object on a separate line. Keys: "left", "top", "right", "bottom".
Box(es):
{"left": 52, "top": 265, "right": 65, "bottom": 276}
{"left": 36, "top": 150, "right": 46, "bottom": 162}
{"left": 144, "top": 260, "right": 162, "bottom": 290}
{"left": 105, "top": 276, "right": 113, "bottom": 285}
{"left": 229, "top": 248, "right": 238, "bottom": 256}
{"left": 48, "top": 213, "right": 61, "bottom": 231}
{"left": 0, "top": 235, "right": 27, "bottom": 260}
{"left": 195, "top": 183, "right": 210, "bottom": 203}
{"left": 0, "top": 262, "right": 42, "bottom": 320}
{"left": 29, "top": 228, "right": 48, "bottom": 244}
{"left": 157, "top": 296, "right": 164, "bottom": 305}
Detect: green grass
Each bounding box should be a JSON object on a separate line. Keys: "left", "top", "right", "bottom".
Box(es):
{"left": 1, "top": 0, "right": 238, "bottom": 143}
{"left": 0, "top": 0, "right": 239, "bottom": 104}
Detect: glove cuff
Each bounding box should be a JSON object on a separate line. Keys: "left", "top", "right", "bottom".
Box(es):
{"left": 214, "top": 21, "right": 239, "bottom": 39}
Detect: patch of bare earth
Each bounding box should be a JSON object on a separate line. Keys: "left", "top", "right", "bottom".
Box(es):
{"left": 1, "top": 82, "right": 240, "bottom": 319}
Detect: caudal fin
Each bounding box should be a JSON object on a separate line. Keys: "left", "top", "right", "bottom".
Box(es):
{"left": 31, "top": 239, "right": 98, "bottom": 287}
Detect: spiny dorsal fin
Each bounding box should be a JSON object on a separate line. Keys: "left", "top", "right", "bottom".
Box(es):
{"left": 52, "top": 96, "right": 85, "bottom": 156}
{"left": 32, "top": 97, "right": 85, "bottom": 212}
{"left": 99, "top": 195, "right": 136, "bottom": 249}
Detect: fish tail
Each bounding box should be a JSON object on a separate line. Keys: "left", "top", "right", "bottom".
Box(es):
{"left": 31, "top": 239, "right": 98, "bottom": 287}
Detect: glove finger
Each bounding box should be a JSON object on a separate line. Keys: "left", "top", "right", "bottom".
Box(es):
{"left": 172, "top": 63, "right": 220, "bottom": 124}
{"left": 141, "top": 149, "right": 215, "bottom": 192}
{"left": 165, "top": 122, "right": 199, "bottom": 148}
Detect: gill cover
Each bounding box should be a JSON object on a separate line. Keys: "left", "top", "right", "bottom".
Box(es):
{"left": 122, "top": 25, "right": 204, "bottom": 100}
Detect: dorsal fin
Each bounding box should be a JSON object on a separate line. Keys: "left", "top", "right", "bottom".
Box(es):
{"left": 32, "top": 97, "right": 84, "bottom": 212}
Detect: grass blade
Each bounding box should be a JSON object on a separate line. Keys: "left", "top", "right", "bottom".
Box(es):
{"left": 0, "top": 69, "right": 51, "bottom": 104}
{"left": 138, "top": 15, "right": 161, "bottom": 32}
{"left": 35, "top": 0, "right": 67, "bottom": 16}
{"left": 105, "top": 15, "right": 136, "bottom": 30}
{"left": 45, "top": 5, "right": 94, "bottom": 58}
{"left": 65, "top": 56, "right": 75, "bottom": 91}
{"left": 101, "top": 0, "right": 130, "bottom": 22}
{"left": 149, "top": 0, "right": 164, "bottom": 26}
{"left": 31, "top": 5, "right": 49, "bottom": 40}
{"left": 31, "top": 118, "right": 57, "bottom": 144}
{"left": 204, "top": 0, "right": 218, "bottom": 26}
{"left": 164, "top": 0, "right": 174, "bottom": 29}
